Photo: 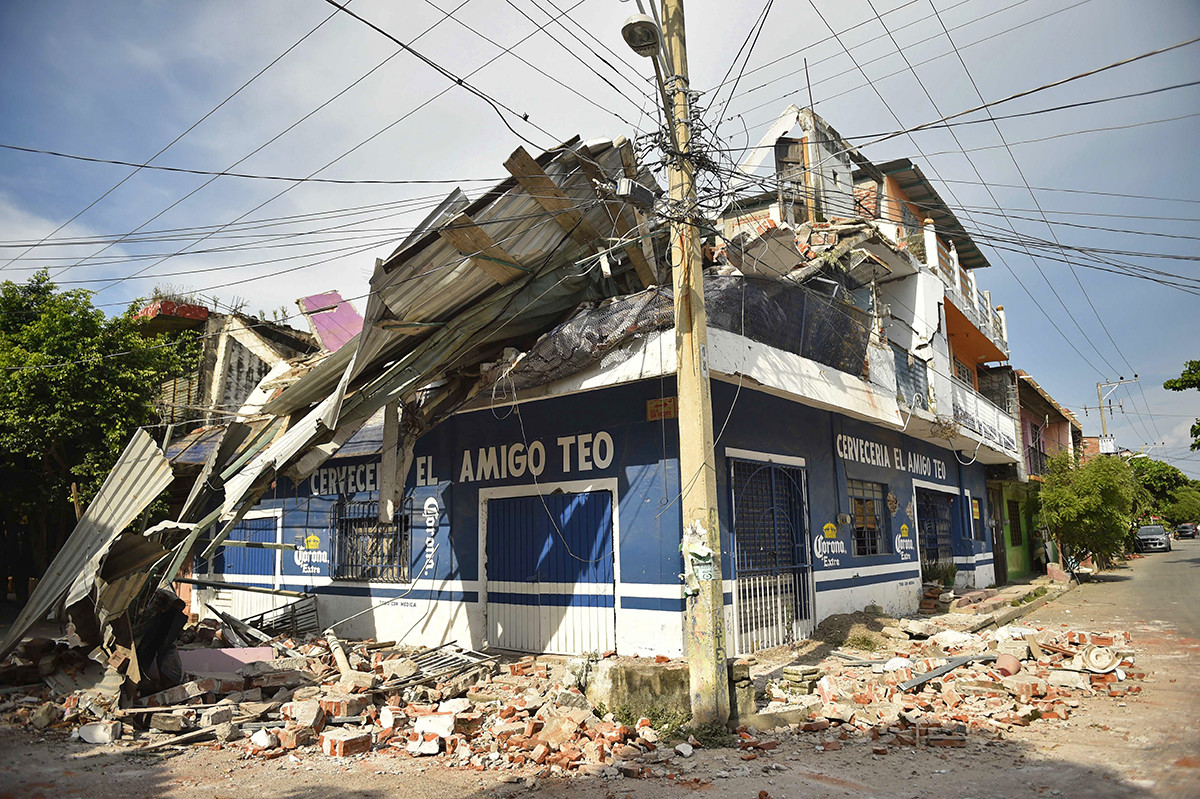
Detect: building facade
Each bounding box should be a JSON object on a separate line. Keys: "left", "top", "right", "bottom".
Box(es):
{"left": 185, "top": 112, "right": 1027, "bottom": 658}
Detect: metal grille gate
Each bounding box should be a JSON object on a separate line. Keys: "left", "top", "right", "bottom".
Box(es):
{"left": 916, "top": 489, "right": 953, "bottom": 567}
{"left": 729, "top": 459, "right": 812, "bottom": 654}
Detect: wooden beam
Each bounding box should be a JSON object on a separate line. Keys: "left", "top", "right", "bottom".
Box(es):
{"left": 438, "top": 212, "right": 527, "bottom": 285}
{"left": 615, "top": 136, "right": 639, "bottom": 179}
{"left": 503, "top": 146, "right": 601, "bottom": 248}
{"left": 574, "top": 153, "right": 659, "bottom": 288}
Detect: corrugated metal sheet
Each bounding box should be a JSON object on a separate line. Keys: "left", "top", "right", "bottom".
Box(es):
{"left": 178, "top": 422, "right": 252, "bottom": 524}
{"left": 0, "top": 429, "right": 174, "bottom": 660}
{"left": 261, "top": 139, "right": 655, "bottom": 425}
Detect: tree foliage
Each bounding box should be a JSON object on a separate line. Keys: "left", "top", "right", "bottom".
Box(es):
{"left": 1163, "top": 487, "right": 1200, "bottom": 526}
{"left": 1128, "top": 457, "right": 1189, "bottom": 516}
{"left": 1039, "top": 452, "right": 1136, "bottom": 565}
{"left": 1163, "top": 359, "right": 1200, "bottom": 451}
{"left": 0, "top": 271, "right": 196, "bottom": 572}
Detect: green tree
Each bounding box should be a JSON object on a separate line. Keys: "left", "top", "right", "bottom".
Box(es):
{"left": 1039, "top": 452, "right": 1136, "bottom": 568}
{"left": 1128, "top": 457, "right": 1189, "bottom": 517}
{"left": 1163, "top": 360, "right": 1200, "bottom": 451}
{"left": 0, "top": 272, "right": 196, "bottom": 598}
{"left": 1163, "top": 487, "right": 1200, "bottom": 526}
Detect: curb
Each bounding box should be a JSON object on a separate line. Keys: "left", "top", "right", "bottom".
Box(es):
{"left": 972, "top": 582, "right": 1078, "bottom": 631}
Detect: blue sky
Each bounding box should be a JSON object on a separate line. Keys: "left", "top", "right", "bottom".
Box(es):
{"left": 1, "top": 0, "right": 1198, "bottom": 475}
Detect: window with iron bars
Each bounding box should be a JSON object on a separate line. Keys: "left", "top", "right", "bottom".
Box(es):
{"left": 847, "top": 479, "right": 890, "bottom": 557}
{"left": 331, "top": 498, "right": 411, "bottom": 583}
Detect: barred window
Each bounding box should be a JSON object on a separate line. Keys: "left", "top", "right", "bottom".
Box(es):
{"left": 331, "top": 499, "right": 410, "bottom": 582}
{"left": 848, "top": 479, "right": 890, "bottom": 557}
{"left": 1007, "top": 500, "right": 1023, "bottom": 547}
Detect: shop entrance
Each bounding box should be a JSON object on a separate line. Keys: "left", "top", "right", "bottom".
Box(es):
{"left": 728, "top": 457, "right": 812, "bottom": 654}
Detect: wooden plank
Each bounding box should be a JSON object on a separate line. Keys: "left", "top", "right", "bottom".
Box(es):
{"left": 437, "top": 212, "right": 527, "bottom": 285}
{"left": 503, "top": 146, "right": 601, "bottom": 249}
{"left": 615, "top": 136, "right": 639, "bottom": 179}
{"left": 574, "top": 153, "right": 659, "bottom": 288}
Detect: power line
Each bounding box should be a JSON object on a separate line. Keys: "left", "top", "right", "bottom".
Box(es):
{"left": 725, "top": 0, "right": 1089, "bottom": 125}
{"left": 421, "top": 0, "right": 644, "bottom": 127}
{"left": 849, "top": 33, "right": 1200, "bottom": 151}
{"left": 709, "top": 0, "right": 998, "bottom": 100}
{"left": 928, "top": 0, "right": 1195, "bottom": 425}
{"left": 0, "top": 142, "right": 511, "bottom": 186}
{"left": 48, "top": 1, "right": 477, "bottom": 284}
{"left": 0, "top": 4, "right": 342, "bottom": 272}
{"left": 710, "top": 0, "right": 775, "bottom": 134}
{"left": 500, "top": 0, "right": 654, "bottom": 112}
{"left": 809, "top": 0, "right": 1112, "bottom": 377}
{"left": 319, "top": 0, "right": 555, "bottom": 148}
{"left": 85, "top": 0, "right": 579, "bottom": 297}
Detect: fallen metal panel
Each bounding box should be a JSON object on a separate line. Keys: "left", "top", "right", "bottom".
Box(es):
{"left": 297, "top": 290, "right": 363, "bottom": 353}
{"left": 178, "top": 422, "right": 251, "bottom": 523}
{"left": 0, "top": 429, "right": 173, "bottom": 660}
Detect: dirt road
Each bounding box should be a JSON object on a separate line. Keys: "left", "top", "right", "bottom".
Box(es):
{"left": 2, "top": 543, "right": 1197, "bottom": 799}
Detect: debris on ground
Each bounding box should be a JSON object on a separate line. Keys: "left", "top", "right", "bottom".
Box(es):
{"left": 759, "top": 618, "right": 1140, "bottom": 750}
{"left": 0, "top": 576, "right": 1145, "bottom": 783}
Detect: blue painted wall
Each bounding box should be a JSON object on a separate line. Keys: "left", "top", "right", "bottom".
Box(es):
{"left": 210, "top": 376, "right": 993, "bottom": 605}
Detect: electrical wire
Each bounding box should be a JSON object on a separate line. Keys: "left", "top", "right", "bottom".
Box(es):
{"left": 83, "top": 0, "right": 585, "bottom": 297}
{"left": 49, "top": 0, "right": 481, "bottom": 285}
{"left": 0, "top": 3, "right": 343, "bottom": 272}
{"left": 319, "top": 0, "right": 556, "bottom": 149}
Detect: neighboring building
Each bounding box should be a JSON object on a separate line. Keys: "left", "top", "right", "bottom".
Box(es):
{"left": 135, "top": 299, "right": 319, "bottom": 429}
{"left": 986, "top": 371, "right": 1081, "bottom": 582}
{"left": 180, "top": 115, "right": 1026, "bottom": 659}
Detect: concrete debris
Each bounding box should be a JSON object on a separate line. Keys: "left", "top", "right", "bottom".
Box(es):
{"left": 2, "top": 601, "right": 1143, "bottom": 784}
{"left": 74, "top": 721, "right": 122, "bottom": 744}
{"left": 761, "top": 619, "right": 1138, "bottom": 747}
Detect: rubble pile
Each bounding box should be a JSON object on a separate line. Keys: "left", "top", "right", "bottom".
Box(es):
{"left": 1, "top": 621, "right": 696, "bottom": 780}
{"left": 761, "top": 620, "right": 1140, "bottom": 747}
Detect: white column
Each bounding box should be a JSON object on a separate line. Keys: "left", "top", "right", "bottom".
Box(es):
{"left": 923, "top": 218, "right": 938, "bottom": 272}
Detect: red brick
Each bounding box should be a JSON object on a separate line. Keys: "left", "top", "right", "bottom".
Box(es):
{"left": 278, "top": 726, "right": 316, "bottom": 749}
{"left": 320, "top": 728, "right": 372, "bottom": 757}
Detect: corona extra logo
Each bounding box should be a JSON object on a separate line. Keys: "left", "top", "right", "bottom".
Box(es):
{"left": 813, "top": 534, "right": 847, "bottom": 558}
{"left": 422, "top": 496, "right": 440, "bottom": 576}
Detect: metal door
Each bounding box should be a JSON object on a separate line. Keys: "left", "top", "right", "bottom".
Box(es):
{"left": 989, "top": 489, "right": 1007, "bottom": 584}
{"left": 729, "top": 459, "right": 812, "bottom": 654}
{"left": 485, "top": 491, "right": 614, "bottom": 655}
{"left": 207, "top": 512, "right": 286, "bottom": 619}
{"left": 916, "top": 489, "right": 953, "bottom": 571}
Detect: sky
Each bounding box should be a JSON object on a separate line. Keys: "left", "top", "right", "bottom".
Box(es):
{"left": 1, "top": 0, "right": 1198, "bottom": 475}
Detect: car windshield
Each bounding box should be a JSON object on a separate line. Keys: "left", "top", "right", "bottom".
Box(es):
{"left": 1137, "top": 526, "right": 1166, "bottom": 537}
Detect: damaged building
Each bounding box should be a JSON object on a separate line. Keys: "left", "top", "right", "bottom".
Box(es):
{"left": 4, "top": 110, "right": 1037, "bottom": 674}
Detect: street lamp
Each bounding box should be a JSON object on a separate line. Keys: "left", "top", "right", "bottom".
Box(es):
{"left": 621, "top": 14, "right": 660, "bottom": 57}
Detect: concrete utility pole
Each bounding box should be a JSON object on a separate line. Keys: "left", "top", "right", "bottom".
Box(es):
{"left": 661, "top": 0, "right": 730, "bottom": 726}
{"left": 1095, "top": 377, "right": 1138, "bottom": 438}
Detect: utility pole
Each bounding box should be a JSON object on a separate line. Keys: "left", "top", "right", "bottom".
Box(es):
{"left": 661, "top": 0, "right": 729, "bottom": 726}
{"left": 1094, "top": 377, "right": 1138, "bottom": 438}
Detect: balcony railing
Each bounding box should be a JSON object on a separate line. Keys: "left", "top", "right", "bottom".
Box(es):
{"left": 951, "top": 381, "right": 1020, "bottom": 457}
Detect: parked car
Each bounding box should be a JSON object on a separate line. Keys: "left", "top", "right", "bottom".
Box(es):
{"left": 1135, "top": 524, "right": 1172, "bottom": 552}
{"left": 1175, "top": 522, "right": 1197, "bottom": 539}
